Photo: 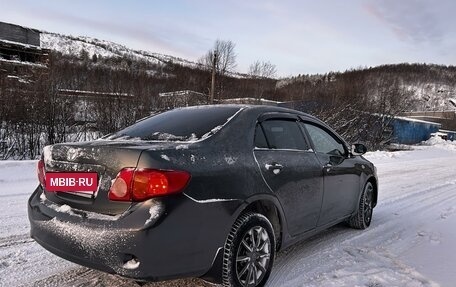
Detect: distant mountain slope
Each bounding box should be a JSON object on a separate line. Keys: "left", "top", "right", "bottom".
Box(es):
{"left": 404, "top": 83, "right": 456, "bottom": 111}
{"left": 276, "top": 63, "right": 456, "bottom": 112}
{"left": 40, "top": 32, "right": 201, "bottom": 68}
{"left": 39, "top": 31, "right": 252, "bottom": 78}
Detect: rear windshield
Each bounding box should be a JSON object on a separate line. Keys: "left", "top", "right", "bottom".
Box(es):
{"left": 106, "top": 106, "right": 242, "bottom": 141}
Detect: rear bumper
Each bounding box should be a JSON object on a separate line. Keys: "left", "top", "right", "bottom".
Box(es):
{"left": 28, "top": 186, "right": 239, "bottom": 282}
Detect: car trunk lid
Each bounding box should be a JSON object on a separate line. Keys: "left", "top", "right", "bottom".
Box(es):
{"left": 42, "top": 140, "right": 155, "bottom": 215}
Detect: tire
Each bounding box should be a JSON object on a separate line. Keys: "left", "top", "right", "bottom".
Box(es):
{"left": 348, "top": 181, "right": 375, "bottom": 229}
{"left": 222, "top": 212, "right": 275, "bottom": 287}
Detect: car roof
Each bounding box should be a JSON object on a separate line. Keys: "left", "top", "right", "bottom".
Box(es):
{"left": 177, "top": 104, "right": 318, "bottom": 121}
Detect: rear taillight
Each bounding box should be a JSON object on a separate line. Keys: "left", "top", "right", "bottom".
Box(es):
{"left": 37, "top": 159, "right": 46, "bottom": 187}
{"left": 108, "top": 168, "right": 191, "bottom": 201}
{"left": 109, "top": 168, "right": 135, "bottom": 201}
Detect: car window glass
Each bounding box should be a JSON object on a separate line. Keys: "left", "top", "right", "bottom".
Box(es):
{"left": 303, "top": 123, "right": 345, "bottom": 156}
{"left": 261, "top": 120, "right": 309, "bottom": 150}
{"left": 106, "top": 106, "right": 241, "bottom": 141}
{"left": 254, "top": 124, "right": 268, "bottom": 148}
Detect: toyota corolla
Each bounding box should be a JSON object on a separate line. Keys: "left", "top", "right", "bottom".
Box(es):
{"left": 28, "top": 105, "right": 377, "bottom": 287}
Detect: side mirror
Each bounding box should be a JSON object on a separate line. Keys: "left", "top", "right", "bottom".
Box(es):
{"left": 351, "top": 143, "right": 367, "bottom": 156}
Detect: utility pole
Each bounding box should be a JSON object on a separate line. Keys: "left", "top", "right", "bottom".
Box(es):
{"left": 210, "top": 51, "right": 217, "bottom": 104}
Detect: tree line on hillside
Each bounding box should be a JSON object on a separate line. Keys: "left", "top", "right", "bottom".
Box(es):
{"left": 1, "top": 38, "right": 455, "bottom": 159}
{"left": 0, "top": 40, "right": 278, "bottom": 159}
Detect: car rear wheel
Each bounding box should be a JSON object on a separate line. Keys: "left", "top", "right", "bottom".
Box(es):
{"left": 348, "top": 181, "right": 374, "bottom": 229}
{"left": 222, "top": 212, "right": 275, "bottom": 287}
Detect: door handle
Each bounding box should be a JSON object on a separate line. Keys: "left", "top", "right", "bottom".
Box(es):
{"left": 265, "top": 163, "right": 283, "bottom": 175}
{"left": 323, "top": 163, "right": 332, "bottom": 172}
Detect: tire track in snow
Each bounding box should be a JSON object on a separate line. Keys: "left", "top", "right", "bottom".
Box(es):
{"left": 0, "top": 240, "right": 75, "bottom": 287}
{"left": 0, "top": 234, "right": 34, "bottom": 248}
{"left": 23, "top": 267, "right": 215, "bottom": 287}
{"left": 344, "top": 183, "right": 456, "bottom": 247}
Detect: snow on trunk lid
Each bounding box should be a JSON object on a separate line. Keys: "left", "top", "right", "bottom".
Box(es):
{"left": 41, "top": 141, "right": 149, "bottom": 215}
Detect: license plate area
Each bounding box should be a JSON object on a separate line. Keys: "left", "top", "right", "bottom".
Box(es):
{"left": 46, "top": 172, "right": 99, "bottom": 193}
{"left": 58, "top": 191, "right": 95, "bottom": 199}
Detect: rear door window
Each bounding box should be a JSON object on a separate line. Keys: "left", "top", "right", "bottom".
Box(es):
{"left": 260, "top": 120, "right": 309, "bottom": 150}
{"left": 254, "top": 124, "right": 269, "bottom": 148}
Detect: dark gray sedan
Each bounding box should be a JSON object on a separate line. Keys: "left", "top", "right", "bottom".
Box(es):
{"left": 28, "top": 105, "right": 377, "bottom": 287}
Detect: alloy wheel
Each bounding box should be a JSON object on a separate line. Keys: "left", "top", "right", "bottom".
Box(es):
{"left": 235, "top": 226, "right": 271, "bottom": 287}
{"left": 364, "top": 183, "right": 374, "bottom": 225}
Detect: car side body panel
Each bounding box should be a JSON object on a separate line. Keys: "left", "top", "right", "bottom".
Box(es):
{"left": 253, "top": 149, "right": 323, "bottom": 235}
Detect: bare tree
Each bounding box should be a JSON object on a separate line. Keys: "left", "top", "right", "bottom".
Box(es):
{"left": 248, "top": 60, "right": 277, "bottom": 79}
{"left": 199, "top": 40, "right": 237, "bottom": 100}
{"left": 248, "top": 60, "right": 277, "bottom": 100}
{"left": 200, "top": 40, "right": 237, "bottom": 76}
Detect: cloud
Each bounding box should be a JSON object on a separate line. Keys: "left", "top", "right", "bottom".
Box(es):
{"left": 363, "top": 0, "right": 453, "bottom": 44}
{"left": 2, "top": 1, "right": 207, "bottom": 59}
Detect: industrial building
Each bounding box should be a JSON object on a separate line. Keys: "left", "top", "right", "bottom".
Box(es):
{"left": 0, "top": 21, "right": 50, "bottom": 90}
{"left": 0, "top": 21, "right": 49, "bottom": 66}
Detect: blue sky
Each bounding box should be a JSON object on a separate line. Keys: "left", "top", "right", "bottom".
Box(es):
{"left": 1, "top": 0, "right": 455, "bottom": 76}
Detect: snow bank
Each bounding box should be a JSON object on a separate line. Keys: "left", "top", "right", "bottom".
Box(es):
{"left": 421, "top": 136, "right": 456, "bottom": 151}
{"left": 365, "top": 136, "right": 456, "bottom": 164}
{"left": 364, "top": 150, "right": 406, "bottom": 161}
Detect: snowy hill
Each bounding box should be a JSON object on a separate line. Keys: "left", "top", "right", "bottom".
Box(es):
{"left": 276, "top": 63, "right": 456, "bottom": 112}
{"left": 404, "top": 83, "right": 456, "bottom": 111}
{"left": 40, "top": 32, "right": 201, "bottom": 69}
{"left": 39, "top": 31, "right": 253, "bottom": 78}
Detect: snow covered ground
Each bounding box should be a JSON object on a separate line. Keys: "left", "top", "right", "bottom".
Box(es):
{"left": 1, "top": 139, "right": 455, "bottom": 287}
